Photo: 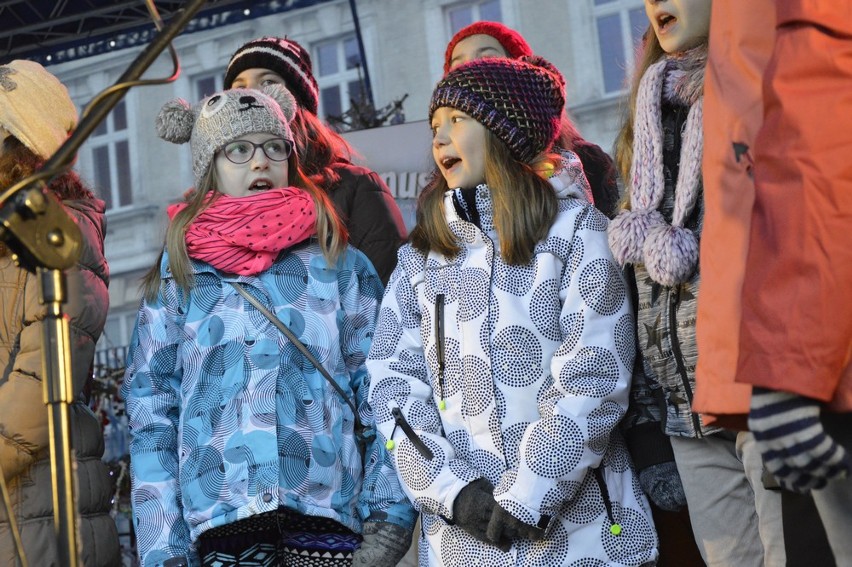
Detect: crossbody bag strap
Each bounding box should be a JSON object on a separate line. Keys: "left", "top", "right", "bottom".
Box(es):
{"left": 229, "top": 282, "right": 361, "bottom": 425}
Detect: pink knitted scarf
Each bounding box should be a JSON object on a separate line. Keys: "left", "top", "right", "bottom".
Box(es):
{"left": 168, "top": 187, "right": 317, "bottom": 276}
{"left": 608, "top": 46, "right": 706, "bottom": 286}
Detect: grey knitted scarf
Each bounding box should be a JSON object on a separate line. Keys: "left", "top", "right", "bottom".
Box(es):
{"left": 608, "top": 45, "right": 706, "bottom": 286}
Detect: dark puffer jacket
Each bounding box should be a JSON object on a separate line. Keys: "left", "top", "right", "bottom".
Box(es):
{"left": 0, "top": 196, "right": 119, "bottom": 566}
{"left": 572, "top": 138, "right": 619, "bottom": 219}
{"left": 327, "top": 162, "right": 407, "bottom": 284}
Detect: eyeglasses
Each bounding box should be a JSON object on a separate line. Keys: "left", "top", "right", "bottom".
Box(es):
{"left": 222, "top": 138, "right": 293, "bottom": 164}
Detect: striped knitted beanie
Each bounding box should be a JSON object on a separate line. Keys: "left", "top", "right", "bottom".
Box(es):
{"left": 430, "top": 56, "right": 565, "bottom": 163}
{"left": 224, "top": 36, "right": 319, "bottom": 115}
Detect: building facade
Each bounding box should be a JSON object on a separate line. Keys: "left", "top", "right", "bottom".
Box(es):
{"left": 45, "top": 0, "right": 646, "bottom": 360}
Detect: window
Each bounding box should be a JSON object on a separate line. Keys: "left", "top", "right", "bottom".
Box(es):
{"left": 446, "top": 0, "right": 502, "bottom": 35}
{"left": 195, "top": 74, "right": 222, "bottom": 100}
{"left": 594, "top": 0, "right": 647, "bottom": 93}
{"left": 314, "top": 36, "right": 367, "bottom": 120}
{"left": 89, "top": 99, "right": 132, "bottom": 210}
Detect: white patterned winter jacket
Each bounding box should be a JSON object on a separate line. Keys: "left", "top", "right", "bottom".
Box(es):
{"left": 367, "top": 154, "right": 658, "bottom": 566}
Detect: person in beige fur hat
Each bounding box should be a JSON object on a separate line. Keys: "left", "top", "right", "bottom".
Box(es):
{"left": 0, "top": 60, "right": 119, "bottom": 566}
{"left": 0, "top": 59, "right": 78, "bottom": 160}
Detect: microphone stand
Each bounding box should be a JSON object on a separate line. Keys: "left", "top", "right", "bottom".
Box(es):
{"left": 0, "top": 0, "right": 208, "bottom": 564}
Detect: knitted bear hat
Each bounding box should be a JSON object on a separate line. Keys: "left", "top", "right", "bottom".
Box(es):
{"left": 430, "top": 56, "right": 565, "bottom": 163}
{"left": 224, "top": 36, "right": 319, "bottom": 115}
{"left": 156, "top": 84, "right": 297, "bottom": 188}
{"left": 443, "top": 21, "right": 533, "bottom": 75}
{"left": 0, "top": 60, "right": 78, "bottom": 160}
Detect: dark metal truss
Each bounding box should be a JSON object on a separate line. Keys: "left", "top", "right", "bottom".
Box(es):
{"left": 0, "top": 0, "right": 331, "bottom": 65}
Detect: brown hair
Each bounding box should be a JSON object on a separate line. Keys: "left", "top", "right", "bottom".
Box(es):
{"left": 141, "top": 150, "right": 347, "bottom": 301}
{"left": 290, "top": 106, "right": 361, "bottom": 189}
{"left": 410, "top": 130, "right": 558, "bottom": 265}
{"left": 613, "top": 24, "right": 664, "bottom": 212}
{"left": 0, "top": 136, "right": 95, "bottom": 202}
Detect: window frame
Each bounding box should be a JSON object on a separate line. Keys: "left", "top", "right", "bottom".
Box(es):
{"left": 445, "top": 0, "right": 503, "bottom": 35}
{"left": 592, "top": 0, "right": 648, "bottom": 95}
{"left": 87, "top": 98, "right": 134, "bottom": 211}
{"left": 313, "top": 35, "right": 367, "bottom": 120}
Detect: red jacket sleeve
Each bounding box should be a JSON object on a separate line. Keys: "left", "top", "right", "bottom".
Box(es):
{"left": 736, "top": 0, "right": 852, "bottom": 410}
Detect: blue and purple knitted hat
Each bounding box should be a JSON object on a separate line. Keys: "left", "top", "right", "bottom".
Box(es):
{"left": 429, "top": 55, "right": 565, "bottom": 163}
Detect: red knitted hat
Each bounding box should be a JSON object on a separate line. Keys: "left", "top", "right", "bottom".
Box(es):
{"left": 443, "top": 21, "right": 533, "bottom": 75}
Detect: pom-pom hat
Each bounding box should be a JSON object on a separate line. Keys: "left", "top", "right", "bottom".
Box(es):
{"left": 430, "top": 56, "right": 565, "bottom": 163}
{"left": 156, "top": 84, "right": 297, "bottom": 188}
{"left": 443, "top": 21, "right": 533, "bottom": 75}
{"left": 0, "top": 60, "right": 78, "bottom": 160}
{"left": 224, "top": 36, "right": 319, "bottom": 115}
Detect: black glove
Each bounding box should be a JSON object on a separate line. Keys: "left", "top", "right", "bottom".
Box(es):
{"left": 452, "top": 478, "right": 503, "bottom": 547}
{"left": 352, "top": 521, "right": 413, "bottom": 567}
{"left": 638, "top": 461, "right": 687, "bottom": 511}
{"left": 486, "top": 505, "right": 544, "bottom": 550}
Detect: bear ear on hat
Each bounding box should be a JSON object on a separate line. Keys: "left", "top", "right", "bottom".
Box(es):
{"left": 156, "top": 98, "right": 195, "bottom": 144}
{"left": 262, "top": 83, "right": 297, "bottom": 123}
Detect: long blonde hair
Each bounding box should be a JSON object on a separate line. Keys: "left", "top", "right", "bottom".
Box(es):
{"left": 613, "top": 25, "right": 665, "bottom": 211}
{"left": 410, "top": 130, "right": 559, "bottom": 266}
{"left": 141, "top": 151, "right": 347, "bottom": 301}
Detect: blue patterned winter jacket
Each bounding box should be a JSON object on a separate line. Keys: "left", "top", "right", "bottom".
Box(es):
{"left": 122, "top": 242, "right": 415, "bottom": 567}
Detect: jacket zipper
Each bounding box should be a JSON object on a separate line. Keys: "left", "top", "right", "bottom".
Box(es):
{"left": 667, "top": 287, "right": 702, "bottom": 434}
{"left": 592, "top": 467, "right": 623, "bottom": 536}
{"left": 435, "top": 293, "right": 447, "bottom": 411}
{"left": 388, "top": 406, "right": 434, "bottom": 460}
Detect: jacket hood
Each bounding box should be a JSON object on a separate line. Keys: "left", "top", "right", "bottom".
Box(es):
{"left": 64, "top": 197, "right": 109, "bottom": 287}
{"left": 549, "top": 149, "right": 594, "bottom": 203}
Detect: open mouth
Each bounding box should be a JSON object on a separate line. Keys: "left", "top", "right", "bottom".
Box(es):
{"left": 441, "top": 156, "right": 460, "bottom": 171}
{"left": 249, "top": 179, "right": 273, "bottom": 191}
{"left": 657, "top": 13, "right": 676, "bottom": 32}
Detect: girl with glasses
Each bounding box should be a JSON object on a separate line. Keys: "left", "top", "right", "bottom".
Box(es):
{"left": 122, "top": 85, "right": 415, "bottom": 567}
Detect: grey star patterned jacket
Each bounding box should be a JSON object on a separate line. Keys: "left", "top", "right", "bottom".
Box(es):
{"left": 367, "top": 154, "right": 658, "bottom": 566}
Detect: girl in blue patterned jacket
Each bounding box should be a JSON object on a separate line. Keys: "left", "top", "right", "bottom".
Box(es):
{"left": 122, "top": 85, "right": 414, "bottom": 567}
{"left": 366, "top": 57, "right": 657, "bottom": 566}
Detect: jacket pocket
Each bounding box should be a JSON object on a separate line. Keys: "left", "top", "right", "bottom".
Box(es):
{"left": 389, "top": 406, "right": 434, "bottom": 460}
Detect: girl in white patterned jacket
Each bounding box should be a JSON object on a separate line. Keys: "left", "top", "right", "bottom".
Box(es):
{"left": 366, "top": 56, "right": 658, "bottom": 566}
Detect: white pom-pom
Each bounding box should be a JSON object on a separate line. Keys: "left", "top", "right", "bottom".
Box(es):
{"left": 263, "top": 84, "right": 297, "bottom": 123}
{"left": 155, "top": 98, "right": 194, "bottom": 144}
{"left": 643, "top": 224, "right": 699, "bottom": 286}
{"left": 607, "top": 209, "right": 665, "bottom": 266}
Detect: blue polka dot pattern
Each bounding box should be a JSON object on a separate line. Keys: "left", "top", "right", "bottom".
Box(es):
{"left": 524, "top": 415, "right": 584, "bottom": 478}
{"left": 559, "top": 346, "right": 620, "bottom": 398}
{"left": 614, "top": 313, "right": 635, "bottom": 370}
{"left": 579, "top": 259, "right": 626, "bottom": 316}
{"left": 458, "top": 267, "right": 490, "bottom": 321}
{"left": 365, "top": 188, "right": 658, "bottom": 565}
{"left": 494, "top": 260, "right": 536, "bottom": 297}
{"left": 492, "top": 325, "right": 543, "bottom": 388}
{"left": 530, "top": 279, "right": 562, "bottom": 341}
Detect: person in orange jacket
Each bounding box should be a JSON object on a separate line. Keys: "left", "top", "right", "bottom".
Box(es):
{"left": 695, "top": 0, "right": 852, "bottom": 563}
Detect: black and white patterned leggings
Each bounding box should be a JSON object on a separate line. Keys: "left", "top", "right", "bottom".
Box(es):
{"left": 197, "top": 508, "right": 361, "bottom": 567}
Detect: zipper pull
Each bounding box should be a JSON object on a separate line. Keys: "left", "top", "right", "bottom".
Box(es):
{"left": 385, "top": 422, "right": 399, "bottom": 451}
{"left": 390, "top": 406, "right": 434, "bottom": 460}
